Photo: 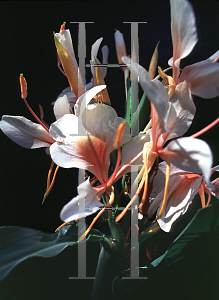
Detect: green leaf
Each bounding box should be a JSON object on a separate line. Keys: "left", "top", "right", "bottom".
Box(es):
{"left": 0, "top": 223, "right": 77, "bottom": 281}
{"left": 112, "top": 200, "right": 219, "bottom": 295}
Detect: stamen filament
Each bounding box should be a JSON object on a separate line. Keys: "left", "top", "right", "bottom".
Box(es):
{"left": 55, "top": 221, "right": 69, "bottom": 232}
{"left": 78, "top": 208, "right": 106, "bottom": 242}
{"left": 19, "top": 75, "right": 50, "bottom": 133}
{"left": 198, "top": 182, "right": 206, "bottom": 208}
{"left": 191, "top": 117, "right": 219, "bottom": 139}
{"left": 156, "top": 160, "right": 170, "bottom": 220}
{"left": 42, "top": 165, "right": 60, "bottom": 204}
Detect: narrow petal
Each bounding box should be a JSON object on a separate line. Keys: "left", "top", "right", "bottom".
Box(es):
{"left": 100, "top": 45, "right": 109, "bottom": 78}
{"left": 115, "top": 30, "right": 127, "bottom": 65}
{"left": 60, "top": 179, "right": 104, "bottom": 222}
{"left": 170, "top": 0, "right": 198, "bottom": 81}
{"left": 90, "top": 37, "right": 103, "bottom": 76}
{"left": 53, "top": 94, "right": 72, "bottom": 120}
{"left": 159, "top": 137, "right": 213, "bottom": 187}
{"left": 122, "top": 57, "right": 169, "bottom": 132}
{"left": 0, "top": 115, "right": 53, "bottom": 149}
{"left": 178, "top": 58, "right": 219, "bottom": 98}
{"left": 55, "top": 29, "right": 76, "bottom": 60}
{"left": 163, "top": 81, "right": 196, "bottom": 143}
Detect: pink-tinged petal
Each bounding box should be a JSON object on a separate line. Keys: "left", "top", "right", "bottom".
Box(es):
{"left": 82, "top": 103, "right": 131, "bottom": 151}
{"left": 152, "top": 175, "right": 202, "bottom": 232}
{"left": 159, "top": 137, "right": 213, "bottom": 187}
{"left": 122, "top": 57, "right": 170, "bottom": 132}
{"left": 74, "top": 85, "right": 106, "bottom": 117}
{"left": 50, "top": 114, "right": 78, "bottom": 142}
{"left": 178, "top": 58, "right": 219, "bottom": 98}
{"left": 60, "top": 178, "right": 104, "bottom": 222}
{"left": 50, "top": 134, "right": 109, "bottom": 183}
{"left": 170, "top": 0, "right": 198, "bottom": 81}
{"left": 0, "top": 115, "right": 54, "bottom": 149}
{"left": 53, "top": 94, "right": 72, "bottom": 120}
{"left": 162, "top": 81, "right": 195, "bottom": 143}
{"left": 115, "top": 133, "right": 151, "bottom": 180}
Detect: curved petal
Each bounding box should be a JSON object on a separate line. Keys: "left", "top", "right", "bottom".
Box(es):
{"left": 82, "top": 103, "right": 131, "bottom": 151}
{"left": 55, "top": 29, "right": 75, "bottom": 60}
{"left": 122, "top": 57, "right": 170, "bottom": 133}
{"left": 74, "top": 85, "right": 106, "bottom": 117}
{"left": 0, "top": 115, "right": 53, "bottom": 149}
{"left": 54, "top": 87, "right": 77, "bottom": 110}
{"left": 60, "top": 179, "right": 104, "bottom": 222}
{"left": 162, "top": 81, "right": 196, "bottom": 143}
{"left": 100, "top": 45, "right": 109, "bottom": 78}
{"left": 170, "top": 0, "right": 198, "bottom": 81}
{"left": 50, "top": 134, "right": 110, "bottom": 183}
{"left": 90, "top": 37, "right": 103, "bottom": 76}
{"left": 159, "top": 137, "right": 213, "bottom": 187}
{"left": 50, "top": 114, "right": 78, "bottom": 142}
{"left": 115, "top": 30, "right": 127, "bottom": 65}
{"left": 53, "top": 94, "right": 72, "bottom": 120}
{"left": 178, "top": 59, "right": 219, "bottom": 98}
{"left": 152, "top": 175, "right": 202, "bottom": 232}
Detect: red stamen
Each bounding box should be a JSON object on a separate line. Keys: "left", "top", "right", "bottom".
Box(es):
{"left": 191, "top": 117, "right": 219, "bottom": 139}
{"left": 19, "top": 75, "right": 50, "bottom": 134}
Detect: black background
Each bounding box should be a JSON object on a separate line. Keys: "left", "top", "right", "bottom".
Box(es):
{"left": 0, "top": 1, "right": 219, "bottom": 299}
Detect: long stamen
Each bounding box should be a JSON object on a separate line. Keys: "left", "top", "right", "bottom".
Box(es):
{"left": 55, "top": 221, "right": 69, "bottom": 232}
{"left": 198, "top": 182, "right": 206, "bottom": 208}
{"left": 190, "top": 117, "right": 219, "bottom": 139}
{"left": 46, "top": 160, "right": 55, "bottom": 189}
{"left": 42, "top": 165, "right": 60, "bottom": 204}
{"left": 206, "top": 192, "right": 211, "bottom": 206}
{"left": 107, "top": 122, "right": 126, "bottom": 188}
{"left": 19, "top": 74, "right": 50, "bottom": 134}
{"left": 156, "top": 160, "right": 171, "bottom": 220}
{"left": 78, "top": 208, "right": 106, "bottom": 242}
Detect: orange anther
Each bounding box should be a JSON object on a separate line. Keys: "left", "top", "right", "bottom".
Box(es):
{"left": 19, "top": 74, "right": 27, "bottom": 99}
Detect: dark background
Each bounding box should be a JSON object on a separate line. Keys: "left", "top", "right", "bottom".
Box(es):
{"left": 0, "top": 1, "right": 219, "bottom": 299}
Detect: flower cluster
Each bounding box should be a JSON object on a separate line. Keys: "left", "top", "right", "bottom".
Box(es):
{"left": 1, "top": 0, "right": 219, "bottom": 238}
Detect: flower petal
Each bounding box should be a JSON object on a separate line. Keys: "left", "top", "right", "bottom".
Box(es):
{"left": 74, "top": 85, "right": 106, "bottom": 117}
{"left": 53, "top": 94, "right": 72, "bottom": 120}
{"left": 100, "top": 45, "right": 109, "bottom": 78}
{"left": 178, "top": 56, "right": 219, "bottom": 98}
{"left": 50, "top": 114, "right": 78, "bottom": 142}
{"left": 82, "top": 103, "right": 131, "bottom": 150}
{"left": 169, "top": 0, "right": 198, "bottom": 81}
{"left": 115, "top": 30, "right": 127, "bottom": 66}
{"left": 159, "top": 137, "right": 213, "bottom": 187}
{"left": 0, "top": 115, "right": 53, "bottom": 148}
{"left": 122, "top": 57, "right": 170, "bottom": 131}
{"left": 164, "top": 81, "right": 196, "bottom": 142}
{"left": 60, "top": 178, "right": 104, "bottom": 222}
{"left": 152, "top": 175, "right": 202, "bottom": 232}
